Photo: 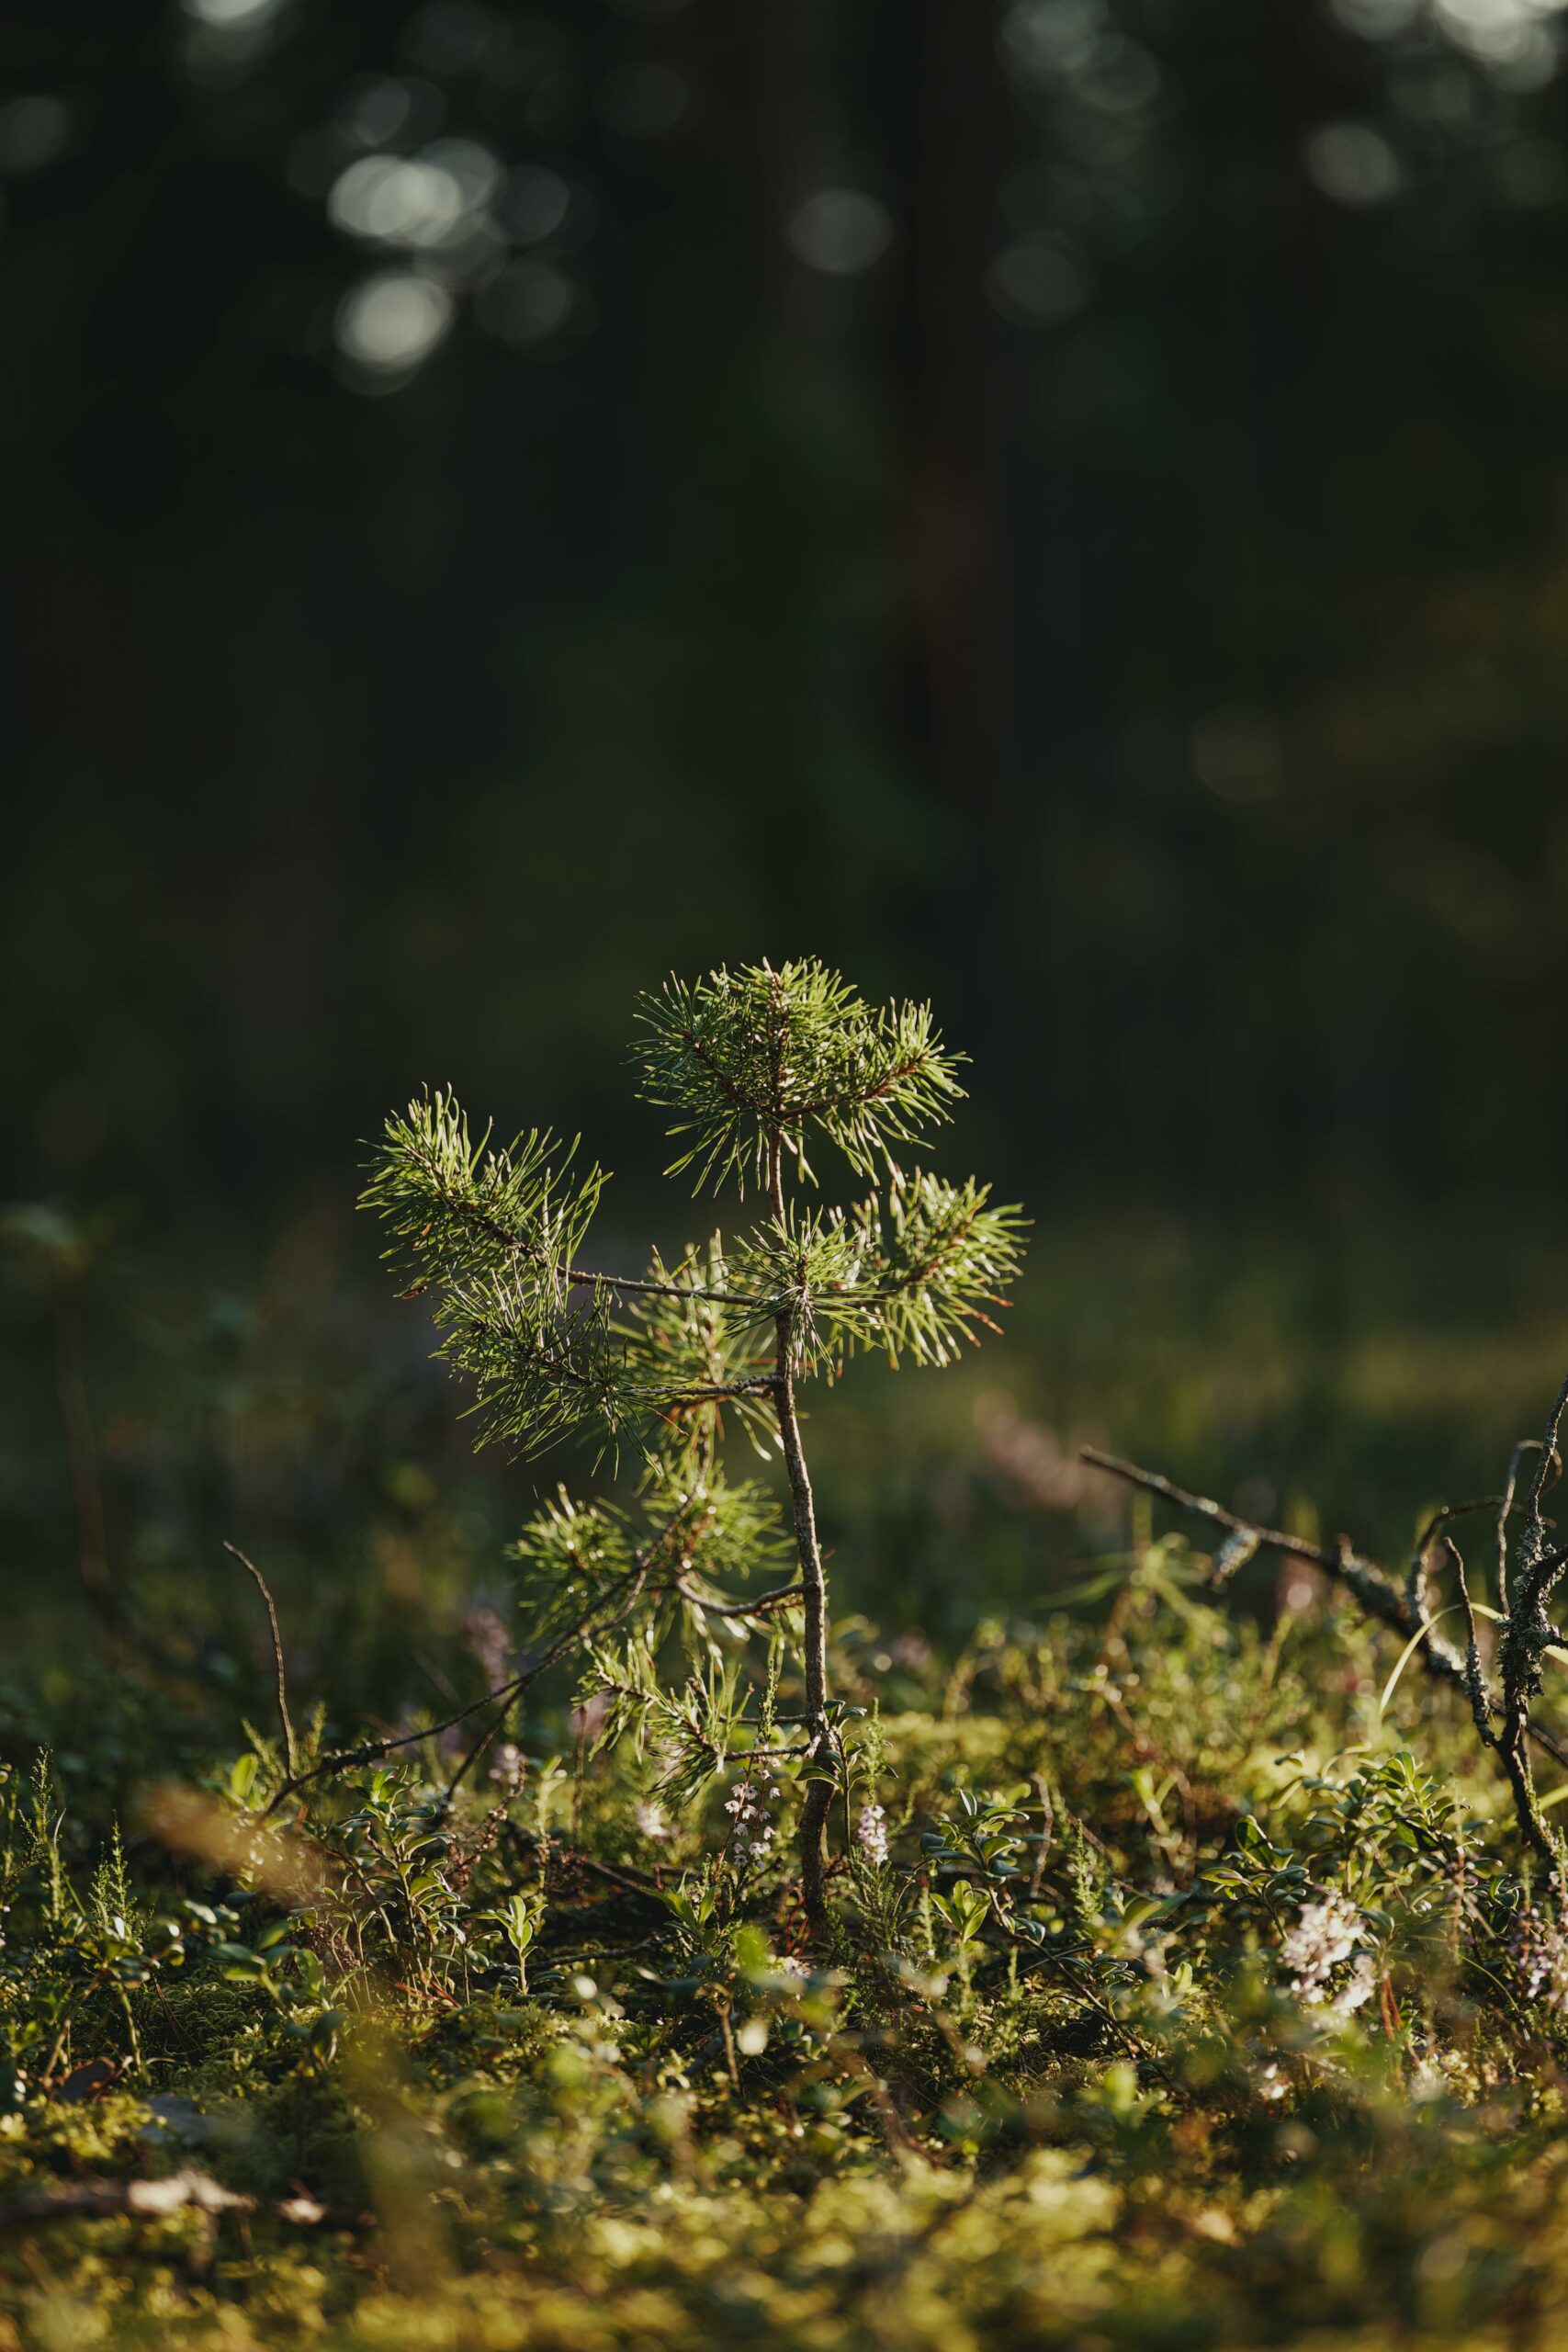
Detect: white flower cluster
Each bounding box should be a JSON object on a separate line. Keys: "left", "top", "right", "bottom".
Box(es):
{"left": 1326, "top": 1952, "right": 1377, "bottom": 2016}
{"left": 1280, "top": 1893, "right": 1376, "bottom": 2015}
{"left": 487, "top": 1742, "right": 526, "bottom": 1793}
{"left": 1511, "top": 1911, "right": 1568, "bottom": 2017}
{"left": 635, "top": 1799, "right": 670, "bottom": 1842}
{"left": 1407, "top": 2049, "right": 1459, "bottom": 2102}
{"left": 857, "top": 1803, "right": 889, "bottom": 1866}
{"left": 725, "top": 1776, "right": 779, "bottom": 1867}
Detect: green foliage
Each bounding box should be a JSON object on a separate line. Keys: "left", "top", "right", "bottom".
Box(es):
{"left": 357, "top": 964, "right": 1026, "bottom": 1921}
{"left": 21, "top": 970, "right": 1568, "bottom": 2343}
{"left": 360, "top": 963, "right": 1023, "bottom": 1456}
{"left": 634, "top": 959, "right": 965, "bottom": 1192}
{"left": 8, "top": 1560, "right": 1568, "bottom": 2348}
{"left": 360, "top": 1091, "right": 605, "bottom": 1292}
{"left": 508, "top": 1471, "right": 791, "bottom": 1654}
{"left": 361, "top": 1089, "right": 621, "bottom": 1453}
{"left": 726, "top": 1171, "right": 1029, "bottom": 1376}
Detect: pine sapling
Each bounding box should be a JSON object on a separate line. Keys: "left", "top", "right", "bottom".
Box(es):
{"left": 361, "top": 959, "right": 1027, "bottom": 1937}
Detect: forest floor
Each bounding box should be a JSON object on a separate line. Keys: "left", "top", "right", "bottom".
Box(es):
{"left": 6, "top": 1217, "right": 1568, "bottom": 2346}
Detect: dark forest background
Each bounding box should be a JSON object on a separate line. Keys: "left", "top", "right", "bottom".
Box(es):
{"left": 6, "top": 0, "right": 1568, "bottom": 1661}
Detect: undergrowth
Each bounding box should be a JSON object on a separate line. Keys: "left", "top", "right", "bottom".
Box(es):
{"left": 7, "top": 966, "right": 1568, "bottom": 2346}
{"left": 5, "top": 1531, "right": 1568, "bottom": 2349}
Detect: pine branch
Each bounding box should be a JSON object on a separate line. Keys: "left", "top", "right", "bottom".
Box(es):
{"left": 433, "top": 1269, "right": 626, "bottom": 1455}
{"left": 361, "top": 1090, "right": 604, "bottom": 1289}
{"left": 671, "top": 1575, "right": 806, "bottom": 1618}
{"left": 363, "top": 1089, "right": 761, "bottom": 1309}
{"left": 733, "top": 1175, "right": 1028, "bottom": 1374}
{"left": 262, "top": 1494, "right": 706, "bottom": 1816}
{"left": 839, "top": 1173, "right": 1027, "bottom": 1368}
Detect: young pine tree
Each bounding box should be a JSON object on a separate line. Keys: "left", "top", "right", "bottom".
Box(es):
{"left": 362, "top": 960, "right": 1025, "bottom": 1936}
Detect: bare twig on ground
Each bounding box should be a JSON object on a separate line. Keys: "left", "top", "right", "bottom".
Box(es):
{"left": 223, "top": 1543, "right": 299, "bottom": 1778}
{"left": 0, "top": 2168, "right": 347, "bottom": 2235}
{"left": 1083, "top": 1408, "right": 1568, "bottom": 1868}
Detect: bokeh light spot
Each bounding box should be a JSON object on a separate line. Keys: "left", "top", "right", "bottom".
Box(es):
{"left": 184, "top": 0, "right": 284, "bottom": 23}
{"left": 1434, "top": 0, "right": 1565, "bottom": 78}
{"left": 1303, "top": 122, "right": 1402, "bottom": 206}
{"left": 786, "top": 189, "right": 893, "bottom": 276}
{"left": 1074, "top": 40, "right": 1162, "bottom": 114}
{"left": 998, "top": 0, "right": 1106, "bottom": 85}
{"left": 500, "top": 164, "right": 572, "bottom": 244}
{"left": 0, "top": 96, "right": 73, "bottom": 175}
{"left": 337, "top": 76, "right": 419, "bottom": 152}
{"left": 335, "top": 270, "right": 454, "bottom": 375}
{"left": 329, "top": 155, "right": 467, "bottom": 248}
{"left": 987, "top": 237, "right": 1089, "bottom": 325}
{"left": 423, "top": 136, "right": 502, "bottom": 209}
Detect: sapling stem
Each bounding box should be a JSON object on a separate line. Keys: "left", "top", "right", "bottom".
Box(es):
{"left": 767, "top": 1131, "right": 834, "bottom": 1939}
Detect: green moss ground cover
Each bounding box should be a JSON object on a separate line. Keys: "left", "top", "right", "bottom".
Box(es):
{"left": 6, "top": 1523, "right": 1568, "bottom": 2351}
{"left": 8, "top": 961, "right": 1568, "bottom": 2348}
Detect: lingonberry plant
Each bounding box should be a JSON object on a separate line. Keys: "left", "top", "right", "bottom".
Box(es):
{"left": 361, "top": 959, "right": 1026, "bottom": 1933}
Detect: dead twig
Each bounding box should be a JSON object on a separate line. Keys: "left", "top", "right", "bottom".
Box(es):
{"left": 223, "top": 1543, "right": 299, "bottom": 1778}
{"left": 258, "top": 1498, "right": 708, "bottom": 1823}
{"left": 1080, "top": 1435, "right": 1568, "bottom": 1852}
{"left": 500, "top": 1820, "right": 660, "bottom": 1904}
{"left": 0, "top": 2168, "right": 344, "bottom": 2235}
{"left": 1493, "top": 1376, "right": 1568, "bottom": 1871}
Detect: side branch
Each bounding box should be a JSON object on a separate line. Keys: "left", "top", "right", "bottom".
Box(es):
{"left": 260, "top": 1502, "right": 699, "bottom": 1818}
{"left": 671, "top": 1576, "right": 806, "bottom": 1619}
{"left": 392, "top": 1166, "right": 762, "bottom": 1309}
{"left": 564, "top": 1265, "right": 765, "bottom": 1310}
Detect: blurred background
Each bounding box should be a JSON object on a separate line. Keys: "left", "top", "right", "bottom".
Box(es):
{"left": 6, "top": 0, "right": 1568, "bottom": 1708}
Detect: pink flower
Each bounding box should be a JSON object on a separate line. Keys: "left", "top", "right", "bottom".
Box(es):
{"left": 724, "top": 1777, "right": 777, "bottom": 1867}
{"left": 1280, "top": 1893, "right": 1365, "bottom": 2002}
{"left": 857, "top": 1803, "right": 889, "bottom": 1865}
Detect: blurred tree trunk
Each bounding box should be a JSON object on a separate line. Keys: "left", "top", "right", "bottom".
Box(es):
{"left": 878, "top": 0, "right": 1010, "bottom": 829}
{"left": 874, "top": 0, "right": 1021, "bottom": 1121}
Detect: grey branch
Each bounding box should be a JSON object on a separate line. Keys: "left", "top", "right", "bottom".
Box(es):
{"left": 0, "top": 2168, "right": 340, "bottom": 2234}
{"left": 671, "top": 1575, "right": 807, "bottom": 1618}
{"left": 1080, "top": 1445, "right": 1568, "bottom": 1777}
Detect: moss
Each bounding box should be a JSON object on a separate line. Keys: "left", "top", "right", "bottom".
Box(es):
{"left": 5, "top": 1594, "right": 1568, "bottom": 2347}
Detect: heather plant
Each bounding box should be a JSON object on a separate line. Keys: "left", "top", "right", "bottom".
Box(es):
{"left": 358, "top": 959, "right": 1026, "bottom": 1933}
{"left": 11, "top": 1499, "right": 1568, "bottom": 2346}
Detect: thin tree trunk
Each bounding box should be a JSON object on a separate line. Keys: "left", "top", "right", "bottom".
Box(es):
{"left": 768, "top": 1142, "right": 833, "bottom": 1939}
